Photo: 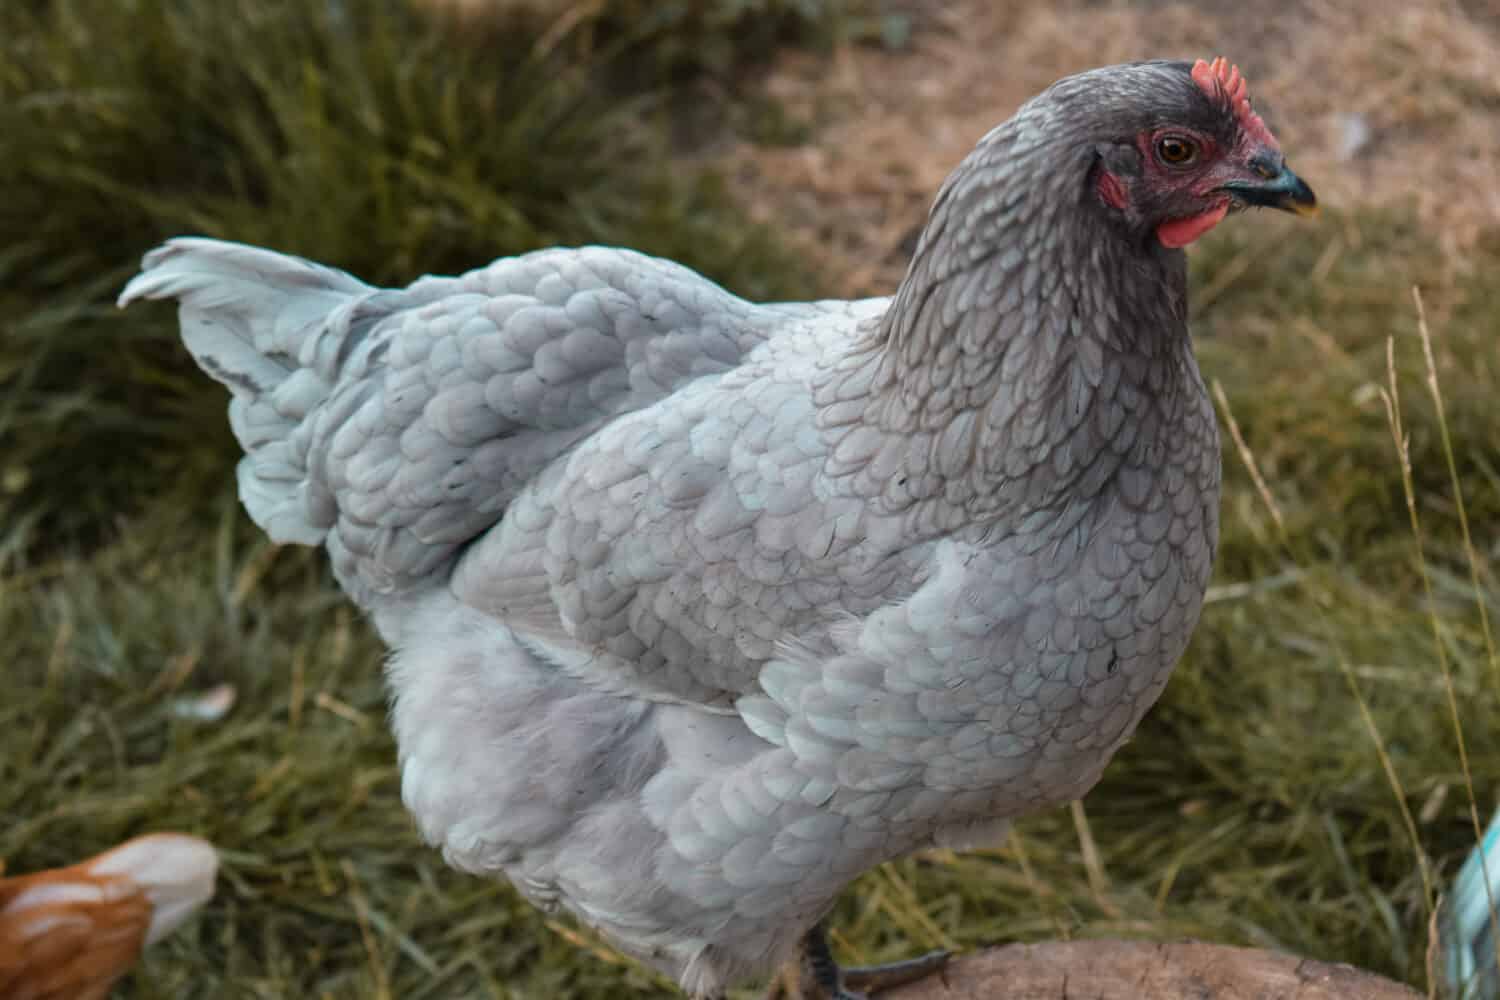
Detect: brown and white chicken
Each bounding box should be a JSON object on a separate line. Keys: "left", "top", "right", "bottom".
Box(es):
{"left": 0, "top": 833, "right": 217, "bottom": 1000}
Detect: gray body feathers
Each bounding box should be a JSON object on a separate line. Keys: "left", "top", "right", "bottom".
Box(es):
{"left": 121, "top": 60, "right": 1230, "bottom": 997}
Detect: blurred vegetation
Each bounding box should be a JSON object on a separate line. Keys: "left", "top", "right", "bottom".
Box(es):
{"left": 2, "top": 1, "right": 1498, "bottom": 998}
{"left": 457, "top": 0, "right": 911, "bottom": 85}
{"left": 0, "top": 0, "right": 864, "bottom": 555}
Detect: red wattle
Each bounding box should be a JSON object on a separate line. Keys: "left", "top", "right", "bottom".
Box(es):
{"left": 1156, "top": 201, "right": 1229, "bottom": 248}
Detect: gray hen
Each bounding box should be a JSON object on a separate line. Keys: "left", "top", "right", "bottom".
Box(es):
{"left": 120, "top": 58, "right": 1315, "bottom": 999}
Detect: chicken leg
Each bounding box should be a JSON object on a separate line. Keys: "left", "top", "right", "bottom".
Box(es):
{"left": 765, "top": 925, "right": 950, "bottom": 1000}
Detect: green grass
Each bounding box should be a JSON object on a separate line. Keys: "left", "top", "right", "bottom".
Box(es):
{"left": 3, "top": 2, "right": 1499, "bottom": 997}
{"left": 0, "top": 0, "right": 837, "bottom": 557}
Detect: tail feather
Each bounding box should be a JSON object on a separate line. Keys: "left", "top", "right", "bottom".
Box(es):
{"left": 121, "top": 235, "right": 768, "bottom": 605}
{"left": 84, "top": 833, "right": 218, "bottom": 947}
{"left": 0, "top": 833, "right": 217, "bottom": 1000}
{"left": 119, "top": 238, "right": 376, "bottom": 545}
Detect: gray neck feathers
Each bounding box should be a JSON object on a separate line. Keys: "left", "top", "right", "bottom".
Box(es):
{"left": 816, "top": 111, "right": 1197, "bottom": 521}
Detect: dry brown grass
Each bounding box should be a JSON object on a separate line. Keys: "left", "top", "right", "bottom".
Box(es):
{"left": 722, "top": 0, "right": 1500, "bottom": 295}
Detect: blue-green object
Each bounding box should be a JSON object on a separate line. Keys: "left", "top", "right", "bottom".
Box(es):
{"left": 1444, "top": 806, "right": 1500, "bottom": 999}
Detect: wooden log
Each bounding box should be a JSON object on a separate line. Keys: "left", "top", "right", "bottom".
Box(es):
{"left": 881, "top": 940, "right": 1423, "bottom": 999}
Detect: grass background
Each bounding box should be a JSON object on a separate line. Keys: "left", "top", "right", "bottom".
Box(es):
{"left": 2, "top": 0, "right": 1497, "bottom": 997}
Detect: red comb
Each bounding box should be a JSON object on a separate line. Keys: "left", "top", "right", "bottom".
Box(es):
{"left": 1191, "top": 57, "right": 1278, "bottom": 151}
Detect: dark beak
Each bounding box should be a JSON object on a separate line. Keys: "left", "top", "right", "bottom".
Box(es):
{"left": 1220, "top": 156, "right": 1319, "bottom": 217}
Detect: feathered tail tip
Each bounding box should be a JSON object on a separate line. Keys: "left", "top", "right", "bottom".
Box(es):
{"left": 116, "top": 236, "right": 369, "bottom": 315}
{"left": 0, "top": 833, "right": 218, "bottom": 1000}
{"left": 1441, "top": 806, "right": 1500, "bottom": 999}
{"left": 83, "top": 833, "right": 218, "bottom": 947}
{"left": 117, "top": 237, "right": 375, "bottom": 546}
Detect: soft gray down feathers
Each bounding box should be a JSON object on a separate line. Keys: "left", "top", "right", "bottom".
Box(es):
{"left": 121, "top": 61, "right": 1227, "bottom": 997}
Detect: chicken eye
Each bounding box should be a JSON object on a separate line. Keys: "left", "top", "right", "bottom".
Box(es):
{"left": 1156, "top": 136, "right": 1198, "bottom": 166}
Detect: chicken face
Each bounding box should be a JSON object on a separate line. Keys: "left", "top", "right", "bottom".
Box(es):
{"left": 1092, "top": 58, "right": 1317, "bottom": 248}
